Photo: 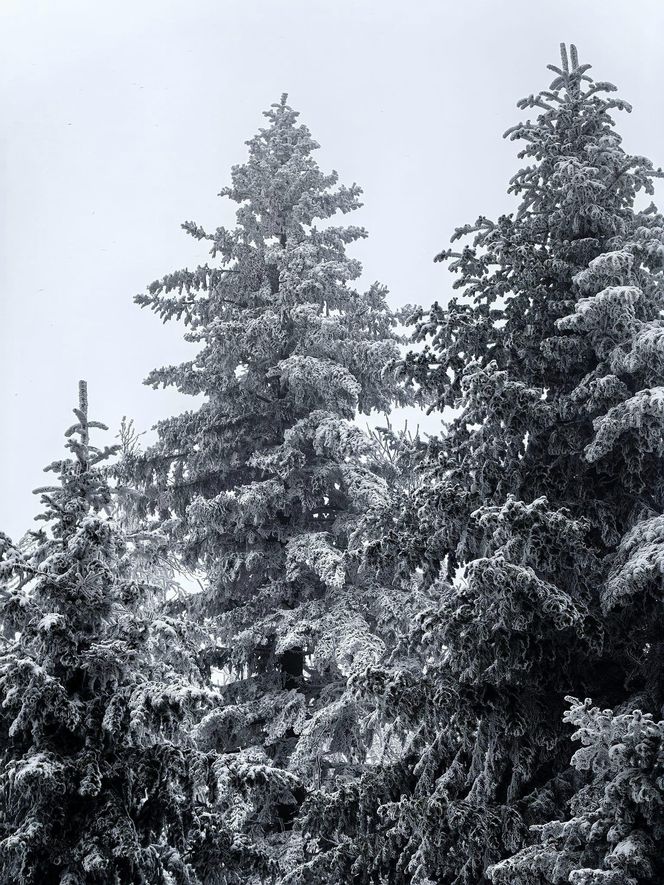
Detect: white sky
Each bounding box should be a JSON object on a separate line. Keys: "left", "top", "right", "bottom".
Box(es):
{"left": 2, "top": 0, "right": 664, "bottom": 539}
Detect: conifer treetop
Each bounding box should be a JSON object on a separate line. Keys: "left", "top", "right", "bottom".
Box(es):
{"left": 298, "top": 44, "right": 664, "bottom": 884}
{"left": 131, "top": 94, "right": 410, "bottom": 871}
{"left": 0, "top": 384, "right": 294, "bottom": 883}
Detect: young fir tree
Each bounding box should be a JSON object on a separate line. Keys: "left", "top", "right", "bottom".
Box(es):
{"left": 0, "top": 383, "right": 299, "bottom": 884}
{"left": 132, "top": 97, "right": 409, "bottom": 802}
{"left": 290, "top": 45, "right": 664, "bottom": 884}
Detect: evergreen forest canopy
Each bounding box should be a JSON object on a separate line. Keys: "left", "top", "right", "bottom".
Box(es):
{"left": 2, "top": 43, "right": 664, "bottom": 885}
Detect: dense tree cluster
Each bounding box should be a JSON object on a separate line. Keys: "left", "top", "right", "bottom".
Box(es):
{"left": 3, "top": 44, "right": 664, "bottom": 884}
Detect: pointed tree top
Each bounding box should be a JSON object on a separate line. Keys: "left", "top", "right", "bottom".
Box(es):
{"left": 78, "top": 378, "right": 88, "bottom": 415}
{"left": 76, "top": 379, "right": 89, "bottom": 447}
{"left": 546, "top": 42, "right": 593, "bottom": 95}
{"left": 559, "top": 42, "right": 579, "bottom": 74}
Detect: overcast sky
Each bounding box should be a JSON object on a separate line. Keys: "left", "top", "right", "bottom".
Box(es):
{"left": 2, "top": 0, "right": 664, "bottom": 539}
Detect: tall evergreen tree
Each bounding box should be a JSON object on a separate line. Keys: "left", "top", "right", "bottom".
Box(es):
{"left": 0, "top": 383, "right": 297, "bottom": 884}
{"left": 132, "top": 96, "right": 409, "bottom": 803}
{"left": 485, "top": 48, "right": 664, "bottom": 884}
{"left": 291, "top": 45, "right": 664, "bottom": 884}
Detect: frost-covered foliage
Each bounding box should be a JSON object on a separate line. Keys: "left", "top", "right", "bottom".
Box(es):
{"left": 132, "top": 95, "right": 411, "bottom": 844}
{"left": 0, "top": 384, "right": 298, "bottom": 884}
{"left": 279, "top": 424, "right": 430, "bottom": 885}
{"left": 110, "top": 416, "right": 186, "bottom": 597}
{"left": 489, "top": 697, "right": 664, "bottom": 884}
{"left": 9, "top": 46, "right": 664, "bottom": 885}
{"left": 294, "top": 45, "right": 664, "bottom": 883}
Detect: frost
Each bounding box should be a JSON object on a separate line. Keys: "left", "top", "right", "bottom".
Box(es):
{"left": 285, "top": 532, "right": 345, "bottom": 589}
{"left": 132, "top": 92, "right": 409, "bottom": 862}
{"left": 37, "top": 612, "right": 65, "bottom": 632}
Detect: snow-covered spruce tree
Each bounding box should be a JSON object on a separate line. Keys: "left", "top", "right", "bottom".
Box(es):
{"left": 291, "top": 45, "right": 664, "bottom": 884}
{"left": 485, "top": 57, "right": 664, "bottom": 885}
{"left": 0, "top": 383, "right": 298, "bottom": 884}
{"left": 132, "top": 97, "right": 409, "bottom": 799}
